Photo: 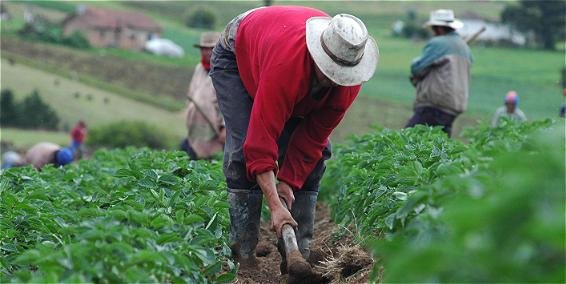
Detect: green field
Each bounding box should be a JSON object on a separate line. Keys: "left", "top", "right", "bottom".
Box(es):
{"left": 0, "top": 59, "right": 186, "bottom": 147}
{"left": 1, "top": 0, "right": 563, "bottom": 144}
{"left": 122, "top": 1, "right": 565, "bottom": 121}
{"left": 1, "top": 128, "right": 68, "bottom": 149}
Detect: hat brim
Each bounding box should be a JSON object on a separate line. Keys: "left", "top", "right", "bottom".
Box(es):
{"left": 306, "top": 17, "right": 379, "bottom": 87}
{"left": 424, "top": 19, "right": 464, "bottom": 29}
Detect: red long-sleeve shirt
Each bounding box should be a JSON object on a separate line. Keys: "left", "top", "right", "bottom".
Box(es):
{"left": 71, "top": 126, "right": 86, "bottom": 143}
{"left": 235, "top": 6, "right": 361, "bottom": 189}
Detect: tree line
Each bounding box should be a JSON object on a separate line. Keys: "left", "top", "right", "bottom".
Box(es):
{"left": 1, "top": 89, "right": 60, "bottom": 130}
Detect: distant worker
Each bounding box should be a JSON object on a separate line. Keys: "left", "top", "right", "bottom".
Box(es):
{"left": 405, "top": 9, "right": 472, "bottom": 136}
{"left": 25, "top": 142, "right": 74, "bottom": 170}
{"left": 492, "top": 91, "right": 527, "bottom": 126}
{"left": 70, "top": 120, "right": 87, "bottom": 158}
{"left": 1, "top": 151, "right": 24, "bottom": 169}
{"left": 183, "top": 32, "right": 225, "bottom": 160}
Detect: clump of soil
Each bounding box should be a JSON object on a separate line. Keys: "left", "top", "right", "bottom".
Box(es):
{"left": 234, "top": 203, "right": 376, "bottom": 284}
{"left": 318, "top": 245, "right": 374, "bottom": 283}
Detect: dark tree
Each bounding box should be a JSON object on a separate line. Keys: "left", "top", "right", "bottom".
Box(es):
{"left": 184, "top": 8, "right": 216, "bottom": 30}
{"left": 19, "top": 90, "right": 60, "bottom": 130}
{"left": 1, "top": 89, "right": 20, "bottom": 127}
{"left": 501, "top": 0, "right": 566, "bottom": 50}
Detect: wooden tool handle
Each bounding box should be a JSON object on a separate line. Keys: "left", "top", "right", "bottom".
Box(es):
{"left": 279, "top": 198, "right": 300, "bottom": 256}
{"left": 466, "top": 26, "right": 486, "bottom": 44}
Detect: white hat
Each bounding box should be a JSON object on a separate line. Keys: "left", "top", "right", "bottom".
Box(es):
{"left": 306, "top": 14, "right": 379, "bottom": 87}
{"left": 424, "top": 9, "right": 464, "bottom": 29}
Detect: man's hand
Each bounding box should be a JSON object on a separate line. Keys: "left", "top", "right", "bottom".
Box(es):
{"left": 277, "top": 181, "right": 295, "bottom": 210}
{"left": 256, "top": 171, "right": 298, "bottom": 237}
{"left": 270, "top": 205, "right": 298, "bottom": 237}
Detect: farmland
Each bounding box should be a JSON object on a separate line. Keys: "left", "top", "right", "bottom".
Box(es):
{"left": 1, "top": 128, "right": 68, "bottom": 149}
{"left": 0, "top": 58, "right": 186, "bottom": 146}
{"left": 322, "top": 120, "right": 565, "bottom": 282}
{"left": 1, "top": 38, "right": 192, "bottom": 111}
{"left": 1, "top": 149, "right": 235, "bottom": 282}
{"left": 0, "top": 0, "right": 562, "bottom": 151}
{"left": 122, "top": 1, "right": 564, "bottom": 121}
{"left": 1, "top": 121, "right": 563, "bottom": 282}
{"left": 1, "top": 1, "right": 564, "bottom": 282}
{"left": 0, "top": 58, "right": 187, "bottom": 131}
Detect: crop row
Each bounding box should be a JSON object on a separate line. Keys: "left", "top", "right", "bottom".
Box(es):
{"left": 1, "top": 149, "right": 234, "bottom": 283}
{"left": 322, "top": 120, "right": 565, "bottom": 282}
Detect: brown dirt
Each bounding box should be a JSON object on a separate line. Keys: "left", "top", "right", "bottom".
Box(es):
{"left": 287, "top": 250, "right": 312, "bottom": 278}
{"left": 233, "top": 203, "right": 375, "bottom": 284}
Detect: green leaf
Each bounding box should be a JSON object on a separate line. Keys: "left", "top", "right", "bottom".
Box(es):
{"left": 184, "top": 214, "right": 205, "bottom": 225}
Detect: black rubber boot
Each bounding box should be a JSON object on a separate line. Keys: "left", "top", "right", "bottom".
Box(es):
{"left": 278, "top": 190, "right": 318, "bottom": 274}
{"left": 228, "top": 188, "right": 263, "bottom": 268}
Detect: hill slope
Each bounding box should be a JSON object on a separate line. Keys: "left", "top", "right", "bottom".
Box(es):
{"left": 1, "top": 59, "right": 187, "bottom": 143}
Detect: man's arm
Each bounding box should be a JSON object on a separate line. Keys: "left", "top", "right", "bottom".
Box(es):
{"left": 410, "top": 39, "right": 448, "bottom": 85}
{"left": 278, "top": 86, "right": 360, "bottom": 189}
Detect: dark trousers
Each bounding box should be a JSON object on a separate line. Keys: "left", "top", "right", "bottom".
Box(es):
{"left": 405, "top": 106, "right": 457, "bottom": 136}
{"left": 209, "top": 41, "right": 331, "bottom": 192}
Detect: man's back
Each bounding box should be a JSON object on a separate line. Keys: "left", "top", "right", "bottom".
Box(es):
{"left": 235, "top": 6, "right": 327, "bottom": 100}
{"left": 186, "top": 63, "right": 224, "bottom": 158}
{"left": 412, "top": 32, "right": 472, "bottom": 115}
{"left": 26, "top": 142, "right": 60, "bottom": 169}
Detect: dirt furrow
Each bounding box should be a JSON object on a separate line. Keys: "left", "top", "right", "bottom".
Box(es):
{"left": 234, "top": 203, "right": 375, "bottom": 284}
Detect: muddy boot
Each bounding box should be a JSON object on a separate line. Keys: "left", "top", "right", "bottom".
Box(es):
{"left": 228, "top": 188, "right": 262, "bottom": 269}
{"left": 278, "top": 190, "right": 318, "bottom": 274}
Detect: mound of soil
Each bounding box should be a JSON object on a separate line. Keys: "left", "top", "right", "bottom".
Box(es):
{"left": 234, "top": 203, "right": 375, "bottom": 284}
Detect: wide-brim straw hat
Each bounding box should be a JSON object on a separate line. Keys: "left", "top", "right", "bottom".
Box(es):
{"left": 194, "top": 31, "right": 220, "bottom": 48}
{"left": 424, "top": 9, "right": 464, "bottom": 29}
{"left": 306, "top": 14, "right": 379, "bottom": 87}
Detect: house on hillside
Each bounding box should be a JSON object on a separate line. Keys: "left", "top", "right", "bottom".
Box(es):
{"left": 62, "top": 6, "right": 161, "bottom": 51}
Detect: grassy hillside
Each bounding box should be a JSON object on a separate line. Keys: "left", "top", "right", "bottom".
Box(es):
{"left": 122, "top": 0, "right": 564, "bottom": 121}
{"left": 2, "top": 0, "right": 562, "bottom": 141}
{"left": 1, "top": 1, "right": 202, "bottom": 68}
{"left": 122, "top": 0, "right": 505, "bottom": 28}
{"left": 359, "top": 35, "right": 563, "bottom": 120}
{"left": 1, "top": 38, "right": 191, "bottom": 111}
{"left": 1, "top": 128, "right": 69, "bottom": 149}
{"left": 0, "top": 59, "right": 187, "bottom": 146}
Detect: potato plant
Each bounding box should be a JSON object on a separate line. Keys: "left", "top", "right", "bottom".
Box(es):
{"left": 322, "top": 120, "right": 564, "bottom": 282}
{"left": 0, "top": 149, "right": 235, "bottom": 283}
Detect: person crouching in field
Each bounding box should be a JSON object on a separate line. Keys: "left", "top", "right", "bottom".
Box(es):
{"left": 182, "top": 32, "right": 226, "bottom": 160}
{"left": 492, "top": 91, "right": 527, "bottom": 127}
{"left": 405, "top": 9, "right": 472, "bottom": 137}
{"left": 25, "top": 142, "right": 74, "bottom": 170}
{"left": 210, "top": 6, "right": 378, "bottom": 271}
